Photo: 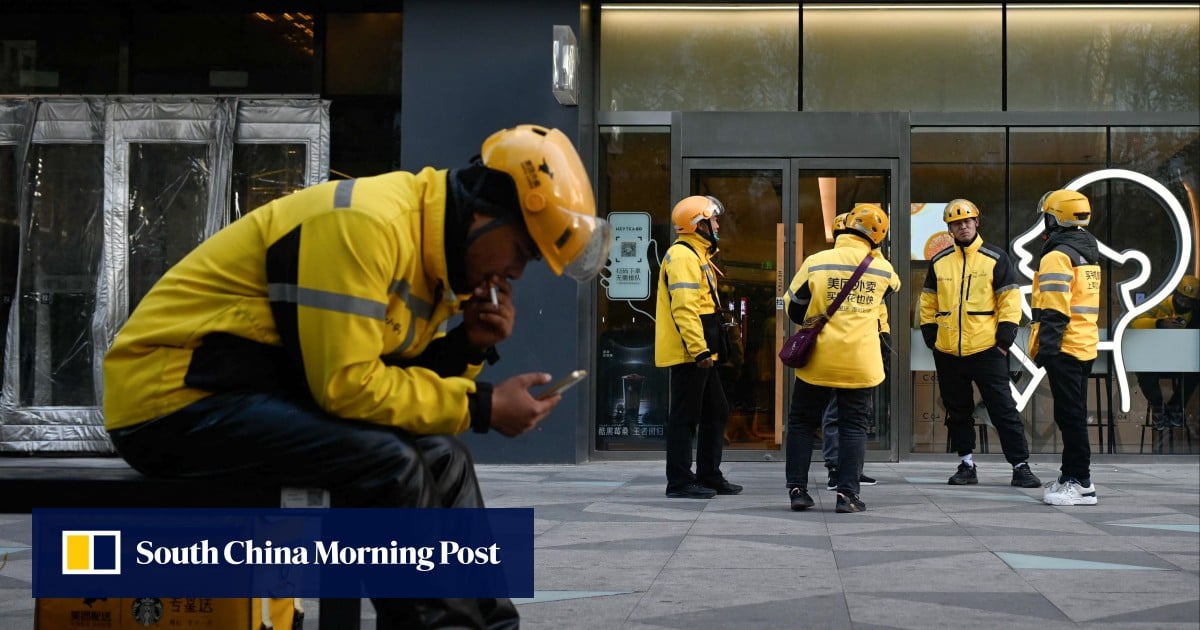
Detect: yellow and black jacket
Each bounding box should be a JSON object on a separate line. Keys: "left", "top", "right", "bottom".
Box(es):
{"left": 1029, "top": 228, "right": 1101, "bottom": 362}
{"left": 919, "top": 234, "right": 1022, "bottom": 356}
{"left": 1131, "top": 294, "right": 1197, "bottom": 329}
{"left": 104, "top": 168, "right": 486, "bottom": 434}
{"left": 655, "top": 233, "right": 722, "bottom": 367}
{"left": 784, "top": 235, "right": 900, "bottom": 388}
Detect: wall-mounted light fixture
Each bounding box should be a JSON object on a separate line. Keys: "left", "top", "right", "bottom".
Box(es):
{"left": 552, "top": 25, "right": 579, "bottom": 106}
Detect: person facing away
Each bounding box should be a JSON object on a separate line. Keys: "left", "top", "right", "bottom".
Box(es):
{"left": 818, "top": 211, "right": 885, "bottom": 492}
{"left": 654, "top": 195, "right": 742, "bottom": 499}
{"left": 783, "top": 203, "right": 899, "bottom": 514}
{"left": 102, "top": 124, "right": 611, "bottom": 629}
{"left": 919, "top": 199, "right": 1041, "bottom": 489}
{"left": 1028, "top": 189, "right": 1101, "bottom": 507}
{"left": 1131, "top": 274, "right": 1199, "bottom": 429}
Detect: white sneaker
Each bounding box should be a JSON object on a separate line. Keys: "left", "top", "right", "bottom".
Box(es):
{"left": 1043, "top": 480, "right": 1098, "bottom": 506}
{"left": 1042, "top": 479, "right": 1064, "bottom": 501}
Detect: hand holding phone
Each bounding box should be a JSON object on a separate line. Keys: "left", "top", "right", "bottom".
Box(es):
{"left": 536, "top": 370, "right": 588, "bottom": 400}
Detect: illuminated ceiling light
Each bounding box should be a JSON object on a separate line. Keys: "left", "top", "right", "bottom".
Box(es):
{"left": 601, "top": 4, "right": 797, "bottom": 10}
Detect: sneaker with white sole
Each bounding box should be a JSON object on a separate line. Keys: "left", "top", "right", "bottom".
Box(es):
{"left": 1043, "top": 480, "right": 1098, "bottom": 506}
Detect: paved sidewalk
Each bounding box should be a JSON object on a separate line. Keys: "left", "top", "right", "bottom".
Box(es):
{"left": 2, "top": 460, "right": 1198, "bottom": 628}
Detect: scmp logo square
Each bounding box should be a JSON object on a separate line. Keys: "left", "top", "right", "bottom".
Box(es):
{"left": 62, "top": 530, "right": 121, "bottom": 575}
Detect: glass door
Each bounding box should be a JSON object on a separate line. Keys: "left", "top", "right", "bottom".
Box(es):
{"left": 683, "top": 159, "right": 897, "bottom": 461}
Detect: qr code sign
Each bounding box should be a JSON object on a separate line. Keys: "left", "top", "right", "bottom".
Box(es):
{"left": 620, "top": 242, "right": 637, "bottom": 257}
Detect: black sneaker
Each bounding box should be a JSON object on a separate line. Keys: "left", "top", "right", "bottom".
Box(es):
{"left": 1166, "top": 409, "right": 1185, "bottom": 428}
{"left": 789, "top": 487, "right": 815, "bottom": 511}
{"left": 701, "top": 478, "right": 743, "bottom": 495}
{"left": 948, "top": 462, "right": 978, "bottom": 485}
{"left": 1011, "top": 463, "right": 1042, "bottom": 488}
{"left": 859, "top": 474, "right": 878, "bottom": 486}
{"left": 835, "top": 491, "right": 866, "bottom": 513}
{"left": 666, "top": 482, "right": 717, "bottom": 499}
{"left": 825, "top": 469, "right": 838, "bottom": 491}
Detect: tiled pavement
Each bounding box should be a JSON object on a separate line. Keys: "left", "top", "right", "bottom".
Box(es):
{"left": 1, "top": 459, "right": 1197, "bottom": 628}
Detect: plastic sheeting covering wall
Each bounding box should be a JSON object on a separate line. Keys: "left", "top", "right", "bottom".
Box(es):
{"left": 0, "top": 96, "right": 329, "bottom": 453}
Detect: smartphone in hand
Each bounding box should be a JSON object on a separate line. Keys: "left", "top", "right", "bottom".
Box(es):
{"left": 536, "top": 370, "right": 588, "bottom": 400}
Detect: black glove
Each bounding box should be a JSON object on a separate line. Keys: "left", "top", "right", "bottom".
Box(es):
{"left": 995, "top": 321, "right": 1017, "bottom": 350}
{"left": 920, "top": 324, "right": 937, "bottom": 350}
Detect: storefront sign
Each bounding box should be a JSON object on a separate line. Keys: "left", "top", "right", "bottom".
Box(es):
{"left": 603, "top": 212, "right": 652, "bottom": 300}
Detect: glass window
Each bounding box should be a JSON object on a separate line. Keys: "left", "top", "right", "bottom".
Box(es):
{"left": 600, "top": 5, "right": 799, "bottom": 112}
{"left": 1109, "top": 127, "right": 1199, "bottom": 297}
{"left": 231, "top": 143, "right": 309, "bottom": 222}
{"left": 803, "top": 4, "right": 1001, "bottom": 111}
{"left": 0, "top": 145, "right": 15, "bottom": 387}
{"left": 911, "top": 127, "right": 1008, "bottom": 258}
{"left": 595, "top": 127, "right": 671, "bottom": 451}
{"left": 326, "top": 13, "right": 403, "bottom": 95}
{"left": 18, "top": 144, "right": 104, "bottom": 407}
{"left": 131, "top": 12, "right": 315, "bottom": 94}
{"left": 1008, "top": 5, "right": 1200, "bottom": 111}
{"left": 0, "top": 12, "right": 121, "bottom": 94}
{"left": 127, "top": 143, "right": 212, "bottom": 312}
{"left": 1010, "top": 127, "right": 1107, "bottom": 454}
{"left": 910, "top": 127, "right": 1007, "bottom": 453}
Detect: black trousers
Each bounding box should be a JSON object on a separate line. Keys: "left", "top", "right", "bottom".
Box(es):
{"left": 933, "top": 347, "right": 1031, "bottom": 465}
{"left": 110, "top": 391, "right": 518, "bottom": 630}
{"left": 786, "top": 379, "right": 871, "bottom": 495}
{"left": 665, "top": 362, "right": 729, "bottom": 489}
{"left": 1041, "top": 353, "right": 1094, "bottom": 482}
{"left": 1135, "top": 371, "right": 1200, "bottom": 411}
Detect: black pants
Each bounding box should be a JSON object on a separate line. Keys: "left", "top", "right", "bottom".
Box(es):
{"left": 109, "top": 391, "right": 518, "bottom": 630}
{"left": 933, "top": 348, "right": 1031, "bottom": 465}
{"left": 1041, "top": 354, "right": 1094, "bottom": 482}
{"left": 1135, "top": 372, "right": 1200, "bottom": 411}
{"left": 665, "top": 362, "right": 729, "bottom": 489}
{"left": 786, "top": 379, "right": 871, "bottom": 495}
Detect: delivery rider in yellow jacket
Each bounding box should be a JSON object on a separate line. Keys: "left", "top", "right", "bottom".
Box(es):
{"left": 1029, "top": 189, "right": 1101, "bottom": 507}
{"left": 919, "top": 199, "right": 1041, "bottom": 489}
{"left": 654, "top": 195, "right": 741, "bottom": 499}
{"left": 1131, "top": 274, "right": 1198, "bottom": 428}
{"left": 817, "top": 212, "right": 887, "bottom": 491}
{"left": 103, "top": 125, "right": 610, "bottom": 628}
{"left": 783, "top": 203, "right": 899, "bottom": 514}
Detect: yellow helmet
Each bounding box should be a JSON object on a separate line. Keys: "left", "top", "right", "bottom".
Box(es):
{"left": 1177, "top": 275, "right": 1199, "bottom": 300}
{"left": 671, "top": 195, "right": 724, "bottom": 234}
{"left": 943, "top": 199, "right": 980, "bottom": 224}
{"left": 481, "top": 124, "right": 611, "bottom": 281}
{"left": 832, "top": 212, "right": 850, "bottom": 231}
{"left": 846, "top": 203, "right": 889, "bottom": 246}
{"left": 1038, "top": 189, "right": 1091, "bottom": 227}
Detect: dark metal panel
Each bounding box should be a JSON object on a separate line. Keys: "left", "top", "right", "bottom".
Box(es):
{"left": 911, "top": 111, "right": 1200, "bottom": 127}
{"left": 680, "top": 112, "right": 903, "bottom": 158}
{"left": 401, "top": 0, "right": 585, "bottom": 464}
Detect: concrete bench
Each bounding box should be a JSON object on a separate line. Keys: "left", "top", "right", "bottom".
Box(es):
{"left": 0, "top": 457, "right": 361, "bottom": 629}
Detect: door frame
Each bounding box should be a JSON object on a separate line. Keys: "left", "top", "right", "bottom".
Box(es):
{"left": 681, "top": 157, "right": 905, "bottom": 462}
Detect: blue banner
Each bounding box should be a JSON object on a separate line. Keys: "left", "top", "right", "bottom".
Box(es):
{"left": 34, "top": 508, "right": 533, "bottom": 598}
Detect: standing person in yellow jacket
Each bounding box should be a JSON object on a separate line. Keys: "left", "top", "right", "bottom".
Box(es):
{"left": 920, "top": 199, "right": 1041, "bottom": 489}
{"left": 103, "top": 124, "right": 611, "bottom": 628}
{"left": 1131, "top": 274, "right": 1199, "bottom": 429}
{"left": 654, "top": 195, "right": 742, "bottom": 499}
{"left": 1029, "top": 189, "right": 1101, "bottom": 507}
{"left": 783, "top": 204, "right": 899, "bottom": 514}
{"left": 817, "top": 212, "right": 884, "bottom": 491}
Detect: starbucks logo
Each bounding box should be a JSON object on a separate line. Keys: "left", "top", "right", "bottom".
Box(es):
{"left": 130, "top": 597, "right": 163, "bottom": 626}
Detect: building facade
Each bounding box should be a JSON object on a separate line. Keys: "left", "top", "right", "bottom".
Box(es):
{"left": 1, "top": 1, "right": 1197, "bottom": 463}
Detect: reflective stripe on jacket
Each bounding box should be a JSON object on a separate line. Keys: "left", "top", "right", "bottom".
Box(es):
{"left": 919, "top": 234, "right": 1022, "bottom": 356}
{"left": 103, "top": 167, "right": 482, "bottom": 433}
{"left": 784, "top": 235, "right": 900, "bottom": 388}
{"left": 1030, "top": 243, "right": 1101, "bottom": 361}
{"left": 654, "top": 233, "right": 721, "bottom": 367}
